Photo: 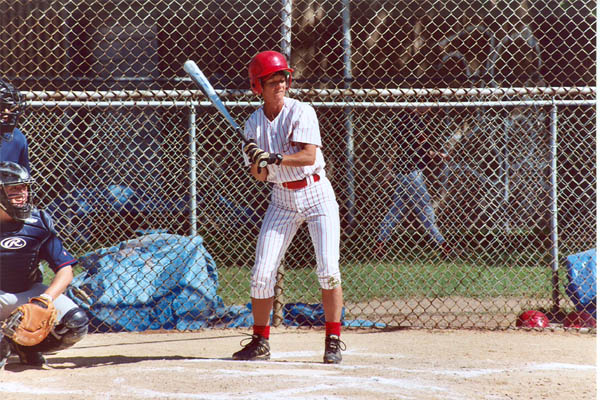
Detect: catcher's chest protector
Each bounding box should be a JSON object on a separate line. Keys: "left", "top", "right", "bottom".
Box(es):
{"left": 0, "top": 210, "right": 50, "bottom": 292}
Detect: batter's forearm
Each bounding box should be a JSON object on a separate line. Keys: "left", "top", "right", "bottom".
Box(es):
{"left": 281, "top": 144, "right": 317, "bottom": 166}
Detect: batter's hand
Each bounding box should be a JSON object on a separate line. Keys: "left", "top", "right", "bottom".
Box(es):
{"left": 266, "top": 153, "right": 283, "bottom": 166}
{"left": 253, "top": 152, "right": 282, "bottom": 173}
{"left": 244, "top": 142, "right": 282, "bottom": 172}
{"left": 244, "top": 141, "right": 266, "bottom": 164}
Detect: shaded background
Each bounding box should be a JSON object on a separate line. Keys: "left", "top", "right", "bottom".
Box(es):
{"left": 0, "top": 0, "right": 595, "bottom": 330}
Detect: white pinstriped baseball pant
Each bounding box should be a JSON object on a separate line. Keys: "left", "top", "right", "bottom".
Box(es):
{"left": 250, "top": 175, "right": 341, "bottom": 299}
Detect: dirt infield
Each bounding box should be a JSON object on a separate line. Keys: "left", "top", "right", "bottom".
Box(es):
{"left": 0, "top": 328, "right": 596, "bottom": 400}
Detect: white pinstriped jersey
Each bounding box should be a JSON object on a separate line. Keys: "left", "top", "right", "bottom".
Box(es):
{"left": 243, "top": 97, "right": 327, "bottom": 183}
{"left": 243, "top": 97, "right": 342, "bottom": 299}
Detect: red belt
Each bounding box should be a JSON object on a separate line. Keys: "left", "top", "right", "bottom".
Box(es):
{"left": 282, "top": 174, "right": 320, "bottom": 190}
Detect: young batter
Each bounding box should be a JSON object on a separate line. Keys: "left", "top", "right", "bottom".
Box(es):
{"left": 233, "top": 50, "right": 345, "bottom": 364}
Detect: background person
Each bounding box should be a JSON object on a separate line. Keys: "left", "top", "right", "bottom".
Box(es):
{"left": 0, "top": 79, "right": 29, "bottom": 172}
{"left": 375, "top": 107, "right": 458, "bottom": 259}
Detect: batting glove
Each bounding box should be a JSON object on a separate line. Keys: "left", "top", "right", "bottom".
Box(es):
{"left": 244, "top": 141, "right": 265, "bottom": 164}
{"left": 266, "top": 153, "right": 283, "bottom": 165}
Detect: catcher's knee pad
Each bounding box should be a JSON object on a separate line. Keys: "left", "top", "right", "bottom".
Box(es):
{"left": 30, "top": 307, "right": 89, "bottom": 353}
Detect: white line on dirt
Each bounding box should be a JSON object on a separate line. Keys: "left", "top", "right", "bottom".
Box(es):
{"left": 0, "top": 358, "right": 594, "bottom": 400}
{"left": 0, "top": 382, "right": 92, "bottom": 396}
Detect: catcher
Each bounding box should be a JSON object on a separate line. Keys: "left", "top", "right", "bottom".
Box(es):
{"left": 0, "top": 161, "right": 88, "bottom": 368}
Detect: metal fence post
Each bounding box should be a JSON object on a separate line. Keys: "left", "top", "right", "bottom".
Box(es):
{"left": 342, "top": 0, "right": 356, "bottom": 231}
{"left": 550, "top": 99, "right": 560, "bottom": 313}
{"left": 189, "top": 105, "right": 198, "bottom": 237}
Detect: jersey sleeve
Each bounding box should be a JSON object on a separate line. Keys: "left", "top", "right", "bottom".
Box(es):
{"left": 20, "top": 134, "right": 30, "bottom": 173}
{"left": 38, "top": 210, "right": 78, "bottom": 272}
{"left": 290, "top": 103, "right": 322, "bottom": 147}
{"left": 11, "top": 128, "right": 30, "bottom": 173}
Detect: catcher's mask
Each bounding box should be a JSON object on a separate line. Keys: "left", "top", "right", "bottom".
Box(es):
{"left": 0, "top": 161, "right": 33, "bottom": 221}
{"left": 248, "top": 51, "right": 293, "bottom": 95}
{"left": 0, "top": 78, "right": 24, "bottom": 141}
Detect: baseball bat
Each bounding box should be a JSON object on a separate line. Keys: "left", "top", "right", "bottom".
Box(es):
{"left": 184, "top": 60, "right": 269, "bottom": 169}
{"left": 183, "top": 60, "right": 249, "bottom": 145}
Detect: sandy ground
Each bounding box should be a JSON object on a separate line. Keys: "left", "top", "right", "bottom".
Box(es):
{"left": 0, "top": 328, "right": 596, "bottom": 400}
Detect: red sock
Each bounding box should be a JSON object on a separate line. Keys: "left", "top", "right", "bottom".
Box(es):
{"left": 325, "top": 321, "right": 341, "bottom": 337}
{"left": 253, "top": 325, "right": 270, "bottom": 339}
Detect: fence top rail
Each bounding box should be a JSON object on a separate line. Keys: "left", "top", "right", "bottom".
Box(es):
{"left": 22, "top": 86, "right": 596, "bottom": 102}
{"left": 27, "top": 99, "right": 596, "bottom": 108}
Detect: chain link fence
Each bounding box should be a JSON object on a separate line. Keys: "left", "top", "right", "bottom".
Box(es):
{"left": 1, "top": 0, "right": 596, "bottom": 330}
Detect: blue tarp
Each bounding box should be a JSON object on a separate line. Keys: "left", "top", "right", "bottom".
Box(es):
{"left": 565, "top": 248, "right": 596, "bottom": 317}
{"left": 67, "top": 233, "right": 384, "bottom": 331}
{"left": 67, "top": 232, "right": 247, "bottom": 331}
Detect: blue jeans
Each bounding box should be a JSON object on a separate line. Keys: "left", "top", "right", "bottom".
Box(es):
{"left": 378, "top": 169, "right": 445, "bottom": 245}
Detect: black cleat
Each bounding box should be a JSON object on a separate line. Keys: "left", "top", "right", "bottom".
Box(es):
{"left": 9, "top": 340, "right": 47, "bottom": 367}
{"left": 323, "top": 334, "right": 346, "bottom": 364}
{"left": 0, "top": 335, "right": 11, "bottom": 369}
{"left": 232, "top": 334, "right": 270, "bottom": 361}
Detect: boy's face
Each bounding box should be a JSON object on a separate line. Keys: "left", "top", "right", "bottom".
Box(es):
{"left": 4, "top": 184, "right": 28, "bottom": 207}
{"left": 262, "top": 72, "right": 288, "bottom": 102}
{"left": 1, "top": 106, "right": 17, "bottom": 134}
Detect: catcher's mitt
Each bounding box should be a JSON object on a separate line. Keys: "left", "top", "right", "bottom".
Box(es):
{"left": 1, "top": 295, "right": 57, "bottom": 346}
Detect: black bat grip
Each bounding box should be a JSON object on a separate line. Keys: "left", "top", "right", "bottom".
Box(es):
{"left": 239, "top": 128, "right": 267, "bottom": 168}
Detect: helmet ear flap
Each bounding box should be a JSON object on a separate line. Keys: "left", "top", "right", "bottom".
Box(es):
{"left": 250, "top": 78, "right": 263, "bottom": 95}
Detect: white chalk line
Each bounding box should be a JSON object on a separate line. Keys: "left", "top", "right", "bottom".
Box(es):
{"left": 0, "top": 382, "right": 94, "bottom": 396}
{"left": 0, "top": 352, "right": 595, "bottom": 400}
{"left": 0, "top": 362, "right": 455, "bottom": 400}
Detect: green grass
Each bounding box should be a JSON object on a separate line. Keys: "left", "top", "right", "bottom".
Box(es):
{"left": 43, "top": 249, "right": 566, "bottom": 309}
{"left": 214, "top": 256, "right": 562, "bottom": 306}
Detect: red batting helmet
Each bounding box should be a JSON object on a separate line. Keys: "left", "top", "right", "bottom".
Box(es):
{"left": 516, "top": 310, "right": 549, "bottom": 328}
{"left": 248, "top": 51, "right": 293, "bottom": 95}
